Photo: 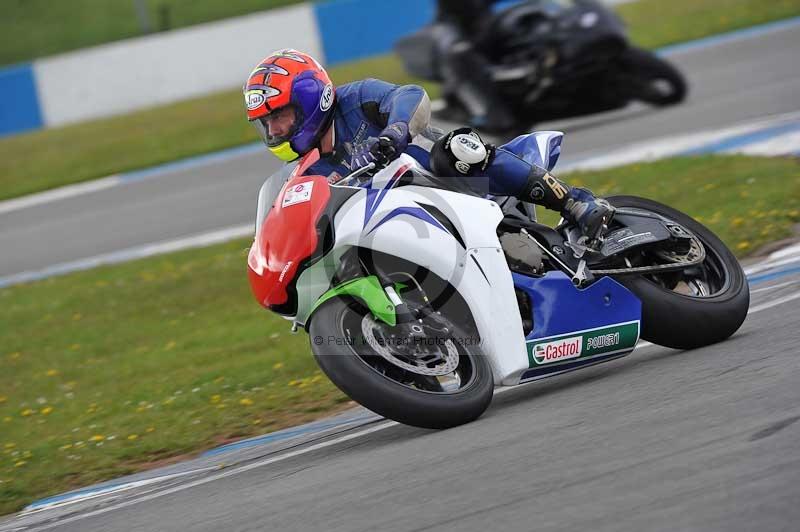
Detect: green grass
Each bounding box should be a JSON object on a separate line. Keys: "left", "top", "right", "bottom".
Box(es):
{"left": 619, "top": 0, "right": 800, "bottom": 49}
{"left": 1, "top": 154, "right": 798, "bottom": 515}
{"left": 1, "top": 0, "right": 800, "bottom": 201}
{"left": 0, "top": 0, "right": 305, "bottom": 67}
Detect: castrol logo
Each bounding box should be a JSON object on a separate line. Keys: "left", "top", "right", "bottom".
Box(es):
{"left": 533, "top": 336, "right": 583, "bottom": 364}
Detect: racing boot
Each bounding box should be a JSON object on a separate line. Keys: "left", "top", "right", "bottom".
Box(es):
{"left": 561, "top": 188, "right": 616, "bottom": 241}
{"left": 518, "top": 167, "right": 615, "bottom": 241}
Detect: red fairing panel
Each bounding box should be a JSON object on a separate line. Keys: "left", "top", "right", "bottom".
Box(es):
{"left": 247, "top": 172, "right": 331, "bottom": 308}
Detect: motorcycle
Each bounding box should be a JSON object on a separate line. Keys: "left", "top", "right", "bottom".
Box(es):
{"left": 247, "top": 131, "right": 748, "bottom": 429}
{"left": 396, "top": 0, "right": 688, "bottom": 128}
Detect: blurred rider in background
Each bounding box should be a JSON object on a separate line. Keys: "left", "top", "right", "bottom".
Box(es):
{"left": 435, "top": 0, "right": 516, "bottom": 133}
{"left": 243, "top": 49, "right": 614, "bottom": 240}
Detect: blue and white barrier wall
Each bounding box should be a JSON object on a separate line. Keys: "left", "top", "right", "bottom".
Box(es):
{"left": 0, "top": 0, "right": 439, "bottom": 137}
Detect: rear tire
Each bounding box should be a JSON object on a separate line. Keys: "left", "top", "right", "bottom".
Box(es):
{"left": 606, "top": 196, "right": 749, "bottom": 350}
{"left": 308, "top": 298, "right": 494, "bottom": 429}
{"left": 618, "top": 47, "right": 687, "bottom": 106}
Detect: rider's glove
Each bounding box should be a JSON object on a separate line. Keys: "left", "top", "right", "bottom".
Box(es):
{"left": 349, "top": 122, "right": 410, "bottom": 172}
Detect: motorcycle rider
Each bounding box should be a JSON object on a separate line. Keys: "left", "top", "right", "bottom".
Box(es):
{"left": 434, "top": 0, "right": 517, "bottom": 133}
{"left": 244, "top": 49, "right": 614, "bottom": 239}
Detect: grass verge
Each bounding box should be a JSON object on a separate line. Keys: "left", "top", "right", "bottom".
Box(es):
{"left": 0, "top": 0, "right": 305, "bottom": 67}
{"left": 2, "top": 0, "right": 800, "bottom": 201}
{"left": 1, "top": 154, "right": 799, "bottom": 515}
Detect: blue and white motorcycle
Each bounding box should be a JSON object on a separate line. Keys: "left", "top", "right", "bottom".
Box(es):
{"left": 248, "top": 132, "right": 749, "bottom": 429}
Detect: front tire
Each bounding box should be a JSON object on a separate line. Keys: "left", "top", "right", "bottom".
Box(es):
{"left": 606, "top": 196, "right": 749, "bottom": 350}
{"left": 308, "top": 298, "right": 494, "bottom": 429}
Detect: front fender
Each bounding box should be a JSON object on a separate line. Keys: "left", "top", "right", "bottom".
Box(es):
{"left": 306, "top": 276, "right": 398, "bottom": 329}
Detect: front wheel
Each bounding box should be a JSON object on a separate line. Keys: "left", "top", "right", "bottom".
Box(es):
{"left": 308, "top": 298, "right": 494, "bottom": 429}
{"left": 605, "top": 196, "right": 749, "bottom": 350}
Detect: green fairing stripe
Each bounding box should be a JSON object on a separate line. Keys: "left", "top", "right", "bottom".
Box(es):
{"left": 310, "top": 276, "right": 397, "bottom": 326}
{"left": 527, "top": 321, "right": 640, "bottom": 368}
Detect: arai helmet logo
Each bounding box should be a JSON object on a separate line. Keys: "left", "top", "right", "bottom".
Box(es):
{"left": 533, "top": 336, "right": 583, "bottom": 364}
{"left": 246, "top": 92, "right": 266, "bottom": 111}
{"left": 320, "top": 84, "right": 334, "bottom": 111}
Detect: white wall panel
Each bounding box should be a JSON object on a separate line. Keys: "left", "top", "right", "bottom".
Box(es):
{"left": 34, "top": 4, "right": 323, "bottom": 127}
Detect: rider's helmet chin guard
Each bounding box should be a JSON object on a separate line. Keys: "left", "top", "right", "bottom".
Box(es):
{"left": 244, "top": 49, "right": 335, "bottom": 162}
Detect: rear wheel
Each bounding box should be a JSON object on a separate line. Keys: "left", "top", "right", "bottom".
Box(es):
{"left": 308, "top": 297, "right": 494, "bottom": 429}
{"left": 605, "top": 196, "right": 749, "bottom": 349}
{"left": 617, "top": 47, "right": 687, "bottom": 106}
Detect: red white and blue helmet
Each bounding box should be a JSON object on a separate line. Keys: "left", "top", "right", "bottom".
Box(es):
{"left": 244, "top": 49, "right": 335, "bottom": 162}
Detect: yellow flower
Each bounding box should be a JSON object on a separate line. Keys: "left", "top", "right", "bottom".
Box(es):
{"left": 14, "top": 461, "right": 26, "bottom": 468}
{"left": 252, "top": 419, "right": 262, "bottom": 425}
{"left": 164, "top": 341, "right": 176, "bottom": 350}
{"left": 89, "top": 435, "right": 105, "bottom": 442}
{"left": 4, "top": 443, "right": 15, "bottom": 449}
{"left": 8, "top": 352, "right": 20, "bottom": 360}
{"left": 59, "top": 444, "right": 73, "bottom": 451}
{"left": 239, "top": 398, "right": 254, "bottom": 406}
{"left": 272, "top": 362, "right": 284, "bottom": 370}
{"left": 210, "top": 395, "right": 221, "bottom": 404}
{"left": 2, "top": 417, "right": 11, "bottom": 423}
{"left": 145, "top": 427, "right": 155, "bottom": 433}
{"left": 0, "top": 396, "right": 6, "bottom": 403}
{"left": 46, "top": 369, "right": 59, "bottom": 377}
{"left": 736, "top": 241, "right": 751, "bottom": 250}
{"left": 127, "top": 434, "right": 139, "bottom": 441}
{"left": 72, "top": 313, "right": 82, "bottom": 321}
{"left": 20, "top": 409, "right": 35, "bottom": 417}
{"left": 40, "top": 407, "right": 54, "bottom": 415}
{"left": 288, "top": 380, "right": 300, "bottom": 387}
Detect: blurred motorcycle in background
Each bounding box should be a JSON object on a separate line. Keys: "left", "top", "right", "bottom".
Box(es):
{"left": 396, "top": 0, "right": 688, "bottom": 133}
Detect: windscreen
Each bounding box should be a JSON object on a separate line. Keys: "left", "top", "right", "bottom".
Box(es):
{"left": 254, "top": 162, "right": 297, "bottom": 233}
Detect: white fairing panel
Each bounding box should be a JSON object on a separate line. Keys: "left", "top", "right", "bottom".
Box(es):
{"left": 328, "top": 181, "right": 529, "bottom": 384}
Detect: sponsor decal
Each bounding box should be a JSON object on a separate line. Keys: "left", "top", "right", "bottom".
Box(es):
{"left": 352, "top": 122, "right": 368, "bottom": 145}
{"left": 452, "top": 133, "right": 487, "bottom": 164}
{"left": 320, "top": 84, "right": 334, "bottom": 111}
{"left": 246, "top": 92, "right": 266, "bottom": 111}
{"left": 543, "top": 173, "right": 568, "bottom": 200}
{"left": 282, "top": 181, "right": 314, "bottom": 207}
{"left": 586, "top": 332, "right": 619, "bottom": 350}
{"left": 455, "top": 161, "right": 471, "bottom": 174}
{"left": 532, "top": 336, "right": 582, "bottom": 364}
{"left": 527, "top": 322, "right": 640, "bottom": 367}
{"left": 278, "top": 261, "right": 293, "bottom": 283}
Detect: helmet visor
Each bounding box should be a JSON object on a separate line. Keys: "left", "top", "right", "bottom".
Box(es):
{"left": 251, "top": 104, "right": 302, "bottom": 148}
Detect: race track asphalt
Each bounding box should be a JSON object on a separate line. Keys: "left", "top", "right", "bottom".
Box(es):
{"left": 6, "top": 268, "right": 798, "bottom": 532}
{"left": 1, "top": 22, "right": 800, "bottom": 278}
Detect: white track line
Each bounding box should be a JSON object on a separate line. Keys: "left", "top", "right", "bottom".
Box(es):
{"left": 747, "top": 291, "right": 800, "bottom": 314}
{"left": 750, "top": 280, "right": 798, "bottom": 294}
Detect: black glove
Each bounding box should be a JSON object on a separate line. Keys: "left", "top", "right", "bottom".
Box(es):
{"left": 349, "top": 122, "right": 410, "bottom": 171}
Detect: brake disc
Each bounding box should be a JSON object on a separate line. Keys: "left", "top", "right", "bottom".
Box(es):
{"left": 361, "top": 316, "right": 460, "bottom": 377}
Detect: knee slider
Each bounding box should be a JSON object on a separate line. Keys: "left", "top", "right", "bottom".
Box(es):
{"left": 430, "top": 127, "right": 495, "bottom": 176}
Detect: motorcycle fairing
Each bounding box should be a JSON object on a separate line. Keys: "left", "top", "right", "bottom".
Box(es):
{"left": 511, "top": 271, "right": 641, "bottom": 383}
{"left": 501, "top": 131, "right": 563, "bottom": 172}
{"left": 248, "top": 172, "right": 331, "bottom": 308}
{"left": 321, "top": 172, "right": 531, "bottom": 384}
